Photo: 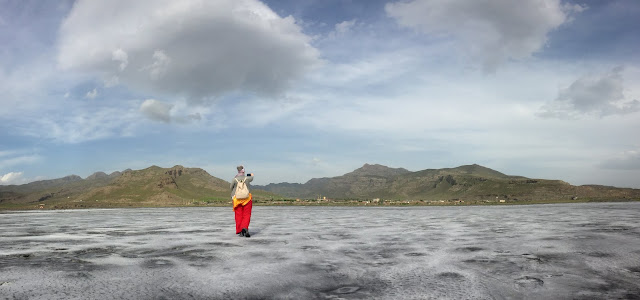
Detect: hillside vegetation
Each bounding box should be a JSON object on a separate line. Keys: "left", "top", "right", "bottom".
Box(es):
{"left": 255, "top": 164, "right": 640, "bottom": 204}
{"left": 1, "top": 163, "right": 638, "bottom": 210}
{"left": 0, "top": 165, "right": 279, "bottom": 210}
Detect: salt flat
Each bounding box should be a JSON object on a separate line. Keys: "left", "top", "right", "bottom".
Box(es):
{"left": 1, "top": 203, "right": 640, "bottom": 299}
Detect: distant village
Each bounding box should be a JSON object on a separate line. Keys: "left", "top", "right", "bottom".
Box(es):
{"left": 253, "top": 196, "right": 521, "bottom": 206}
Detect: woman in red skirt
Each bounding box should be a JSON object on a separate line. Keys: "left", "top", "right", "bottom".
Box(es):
{"left": 231, "top": 165, "right": 254, "bottom": 237}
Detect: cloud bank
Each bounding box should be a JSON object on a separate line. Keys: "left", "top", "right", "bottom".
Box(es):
{"left": 57, "top": 0, "right": 320, "bottom": 103}
{"left": 385, "top": 0, "right": 585, "bottom": 72}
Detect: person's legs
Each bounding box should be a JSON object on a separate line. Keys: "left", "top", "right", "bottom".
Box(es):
{"left": 235, "top": 205, "right": 244, "bottom": 234}
{"left": 241, "top": 200, "right": 252, "bottom": 234}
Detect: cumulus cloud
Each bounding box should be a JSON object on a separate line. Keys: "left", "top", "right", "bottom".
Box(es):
{"left": 538, "top": 67, "right": 640, "bottom": 118}
{"left": 112, "top": 48, "right": 128, "bottom": 71}
{"left": 0, "top": 172, "right": 25, "bottom": 185}
{"left": 140, "top": 99, "right": 173, "bottom": 123}
{"left": 385, "top": 0, "right": 585, "bottom": 72}
{"left": 85, "top": 88, "right": 98, "bottom": 99}
{"left": 334, "top": 20, "right": 357, "bottom": 35}
{"left": 599, "top": 150, "right": 640, "bottom": 170}
{"left": 57, "top": 0, "right": 320, "bottom": 103}
{"left": 144, "top": 50, "right": 171, "bottom": 81}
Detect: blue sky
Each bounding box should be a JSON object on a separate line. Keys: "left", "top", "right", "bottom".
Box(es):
{"left": 1, "top": 0, "right": 639, "bottom": 188}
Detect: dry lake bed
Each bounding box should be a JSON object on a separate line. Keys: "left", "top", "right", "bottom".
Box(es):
{"left": 1, "top": 203, "right": 640, "bottom": 299}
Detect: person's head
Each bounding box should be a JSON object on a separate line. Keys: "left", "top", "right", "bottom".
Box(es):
{"left": 237, "top": 165, "right": 245, "bottom": 174}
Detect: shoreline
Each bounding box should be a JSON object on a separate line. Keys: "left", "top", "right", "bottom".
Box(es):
{"left": 2, "top": 198, "right": 639, "bottom": 211}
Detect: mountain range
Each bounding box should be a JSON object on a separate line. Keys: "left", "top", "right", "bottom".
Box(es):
{"left": 253, "top": 163, "right": 640, "bottom": 202}
{"left": 1, "top": 164, "right": 638, "bottom": 209}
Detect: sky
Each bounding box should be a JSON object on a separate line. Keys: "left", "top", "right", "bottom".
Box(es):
{"left": 1, "top": 0, "right": 639, "bottom": 188}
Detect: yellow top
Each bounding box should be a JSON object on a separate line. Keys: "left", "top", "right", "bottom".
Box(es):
{"left": 233, "top": 193, "right": 252, "bottom": 210}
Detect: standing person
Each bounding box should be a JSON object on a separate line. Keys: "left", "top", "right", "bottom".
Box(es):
{"left": 231, "top": 165, "right": 254, "bottom": 237}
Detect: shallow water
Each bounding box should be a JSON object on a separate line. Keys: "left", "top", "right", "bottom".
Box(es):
{"left": 1, "top": 203, "right": 640, "bottom": 299}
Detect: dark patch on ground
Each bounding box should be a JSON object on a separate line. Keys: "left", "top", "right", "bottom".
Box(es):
{"left": 515, "top": 276, "right": 544, "bottom": 288}
{"left": 624, "top": 293, "right": 640, "bottom": 300}
{"left": 300, "top": 245, "right": 320, "bottom": 251}
{"left": 73, "top": 246, "right": 120, "bottom": 259}
{"left": 404, "top": 252, "right": 428, "bottom": 257}
{"left": 539, "top": 236, "right": 563, "bottom": 241}
{"left": 581, "top": 251, "right": 613, "bottom": 258}
{"left": 593, "top": 226, "right": 632, "bottom": 232}
{"left": 437, "top": 272, "right": 465, "bottom": 279}
{"left": 521, "top": 253, "right": 543, "bottom": 262}
{"left": 532, "top": 253, "right": 568, "bottom": 263}
{"left": 457, "top": 246, "right": 484, "bottom": 252}
{"left": 462, "top": 257, "right": 497, "bottom": 264}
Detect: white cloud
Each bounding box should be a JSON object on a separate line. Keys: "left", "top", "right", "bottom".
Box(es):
{"left": 112, "top": 48, "right": 129, "bottom": 71}
{"left": 85, "top": 88, "right": 98, "bottom": 99}
{"left": 334, "top": 19, "right": 357, "bottom": 35}
{"left": 539, "top": 67, "right": 640, "bottom": 118}
{"left": 385, "top": 0, "right": 585, "bottom": 72}
{"left": 0, "top": 172, "right": 25, "bottom": 185}
{"left": 145, "top": 50, "right": 171, "bottom": 80}
{"left": 57, "top": 0, "right": 320, "bottom": 103}
{"left": 140, "top": 99, "right": 173, "bottom": 123}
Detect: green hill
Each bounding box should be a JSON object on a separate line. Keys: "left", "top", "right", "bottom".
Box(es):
{"left": 0, "top": 165, "right": 279, "bottom": 209}
{"left": 255, "top": 163, "right": 640, "bottom": 203}
{"left": 2, "top": 163, "right": 638, "bottom": 210}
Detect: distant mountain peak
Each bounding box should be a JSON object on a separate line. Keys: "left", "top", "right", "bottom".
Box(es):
{"left": 86, "top": 172, "right": 108, "bottom": 180}
{"left": 346, "top": 163, "right": 411, "bottom": 177}
{"left": 451, "top": 164, "right": 509, "bottom": 178}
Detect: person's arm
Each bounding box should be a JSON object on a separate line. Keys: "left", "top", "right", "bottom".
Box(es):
{"left": 230, "top": 178, "right": 236, "bottom": 191}
{"left": 245, "top": 174, "right": 254, "bottom": 183}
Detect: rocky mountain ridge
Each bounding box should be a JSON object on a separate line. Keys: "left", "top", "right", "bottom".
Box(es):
{"left": 254, "top": 163, "right": 640, "bottom": 202}
{"left": 1, "top": 163, "right": 639, "bottom": 209}
{"left": 0, "top": 166, "right": 247, "bottom": 208}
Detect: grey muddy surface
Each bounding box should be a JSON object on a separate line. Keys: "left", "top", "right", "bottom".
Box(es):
{"left": 1, "top": 203, "right": 640, "bottom": 299}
